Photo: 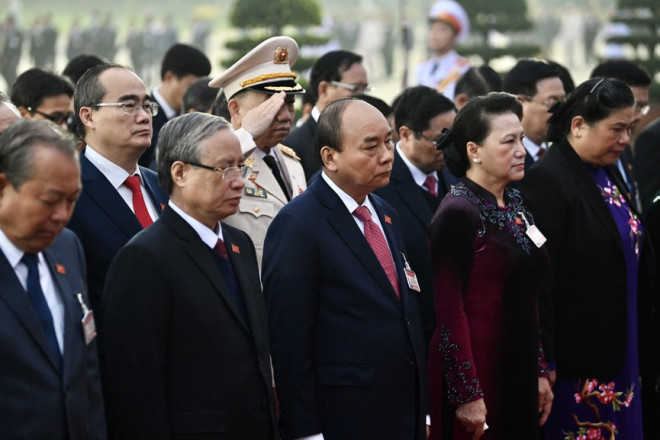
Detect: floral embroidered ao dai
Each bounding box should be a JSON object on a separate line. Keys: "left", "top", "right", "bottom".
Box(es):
{"left": 428, "top": 178, "right": 550, "bottom": 440}
{"left": 542, "top": 165, "right": 644, "bottom": 440}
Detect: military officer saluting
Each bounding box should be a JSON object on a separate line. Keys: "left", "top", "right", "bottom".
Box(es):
{"left": 210, "top": 36, "right": 307, "bottom": 268}
{"left": 415, "top": 0, "right": 471, "bottom": 100}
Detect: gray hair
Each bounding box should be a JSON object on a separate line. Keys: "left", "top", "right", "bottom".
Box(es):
{"left": 156, "top": 113, "right": 232, "bottom": 194}
{"left": 0, "top": 119, "right": 78, "bottom": 189}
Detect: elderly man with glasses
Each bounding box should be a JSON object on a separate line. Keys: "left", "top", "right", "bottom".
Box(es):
{"left": 67, "top": 63, "right": 167, "bottom": 324}
{"left": 102, "top": 112, "right": 278, "bottom": 439}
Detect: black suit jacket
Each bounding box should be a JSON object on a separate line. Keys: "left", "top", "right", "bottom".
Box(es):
{"left": 374, "top": 151, "right": 446, "bottom": 346}
{"left": 520, "top": 139, "right": 658, "bottom": 380}
{"left": 102, "top": 207, "right": 277, "bottom": 439}
{"left": 284, "top": 116, "right": 318, "bottom": 182}
{"left": 263, "top": 176, "right": 428, "bottom": 440}
{"left": 67, "top": 150, "right": 167, "bottom": 322}
{"left": 0, "top": 229, "right": 106, "bottom": 439}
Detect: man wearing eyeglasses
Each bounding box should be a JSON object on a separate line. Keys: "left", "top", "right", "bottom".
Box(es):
{"left": 590, "top": 60, "right": 652, "bottom": 213}
{"left": 374, "top": 86, "right": 457, "bottom": 350}
{"left": 102, "top": 113, "right": 277, "bottom": 439}
{"left": 284, "top": 50, "right": 369, "bottom": 181}
{"left": 10, "top": 68, "right": 75, "bottom": 132}
{"left": 210, "top": 36, "right": 307, "bottom": 268}
{"left": 502, "top": 59, "right": 566, "bottom": 171}
{"left": 67, "top": 63, "right": 168, "bottom": 323}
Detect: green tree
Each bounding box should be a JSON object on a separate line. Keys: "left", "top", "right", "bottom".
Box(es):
{"left": 230, "top": 0, "right": 321, "bottom": 35}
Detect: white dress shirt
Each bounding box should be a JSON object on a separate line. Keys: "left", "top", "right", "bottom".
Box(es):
{"left": 152, "top": 86, "right": 177, "bottom": 120}
{"left": 0, "top": 229, "right": 65, "bottom": 353}
{"left": 84, "top": 145, "right": 159, "bottom": 221}
{"left": 168, "top": 201, "right": 224, "bottom": 248}
{"left": 523, "top": 137, "right": 548, "bottom": 162}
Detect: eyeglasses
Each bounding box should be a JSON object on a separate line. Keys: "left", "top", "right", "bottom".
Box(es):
{"left": 416, "top": 132, "right": 444, "bottom": 150}
{"left": 27, "top": 107, "right": 74, "bottom": 125}
{"left": 89, "top": 101, "right": 159, "bottom": 117}
{"left": 524, "top": 96, "right": 564, "bottom": 109}
{"left": 186, "top": 162, "right": 252, "bottom": 181}
{"left": 330, "top": 81, "right": 373, "bottom": 94}
{"left": 634, "top": 102, "right": 651, "bottom": 117}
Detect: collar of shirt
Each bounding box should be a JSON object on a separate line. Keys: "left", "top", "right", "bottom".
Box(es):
{"left": 152, "top": 86, "right": 177, "bottom": 120}
{"left": 396, "top": 144, "right": 436, "bottom": 188}
{"left": 0, "top": 227, "right": 26, "bottom": 272}
{"left": 84, "top": 145, "right": 144, "bottom": 189}
{"left": 523, "top": 137, "right": 547, "bottom": 162}
{"left": 168, "top": 200, "right": 224, "bottom": 249}
{"left": 321, "top": 171, "right": 385, "bottom": 234}
{"left": 428, "top": 50, "right": 460, "bottom": 70}
{"left": 311, "top": 106, "right": 321, "bottom": 123}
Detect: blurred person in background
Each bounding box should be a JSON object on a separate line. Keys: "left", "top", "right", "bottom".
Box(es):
{"left": 181, "top": 76, "right": 218, "bottom": 114}
{"left": 428, "top": 92, "right": 552, "bottom": 439}
{"left": 415, "top": 0, "right": 470, "bottom": 100}
{"left": 0, "top": 91, "right": 21, "bottom": 135}
{"left": 10, "top": 68, "right": 75, "bottom": 133}
{"left": 453, "top": 65, "right": 501, "bottom": 110}
{"left": 520, "top": 78, "right": 659, "bottom": 440}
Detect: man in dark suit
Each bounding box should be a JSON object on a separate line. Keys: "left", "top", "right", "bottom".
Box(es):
{"left": 140, "top": 43, "right": 211, "bottom": 169}
{"left": 0, "top": 120, "right": 106, "bottom": 439}
{"left": 284, "top": 50, "right": 368, "bottom": 181}
{"left": 68, "top": 63, "right": 168, "bottom": 319}
{"left": 102, "top": 113, "right": 277, "bottom": 439}
{"left": 263, "top": 98, "right": 429, "bottom": 440}
{"left": 635, "top": 118, "right": 660, "bottom": 210}
{"left": 502, "top": 59, "right": 565, "bottom": 170}
{"left": 374, "top": 86, "right": 456, "bottom": 348}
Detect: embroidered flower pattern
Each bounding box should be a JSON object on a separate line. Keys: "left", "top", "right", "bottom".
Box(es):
{"left": 599, "top": 180, "right": 643, "bottom": 257}
{"left": 452, "top": 182, "right": 536, "bottom": 255}
{"left": 564, "top": 379, "right": 634, "bottom": 440}
{"left": 437, "top": 325, "right": 484, "bottom": 404}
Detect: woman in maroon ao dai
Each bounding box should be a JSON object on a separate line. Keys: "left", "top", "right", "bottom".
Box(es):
{"left": 427, "top": 93, "right": 553, "bottom": 440}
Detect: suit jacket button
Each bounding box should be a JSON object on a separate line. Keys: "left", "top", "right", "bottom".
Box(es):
{"left": 406, "top": 357, "right": 414, "bottom": 366}
{"left": 405, "top": 317, "right": 411, "bottom": 325}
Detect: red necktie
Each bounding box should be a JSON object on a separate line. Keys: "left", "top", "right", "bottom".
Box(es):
{"left": 353, "top": 206, "right": 400, "bottom": 297}
{"left": 124, "top": 175, "right": 153, "bottom": 228}
{"left": 423, "top": 175, "right": 438, "bottom": 197}
{"left": 214, "top": 238, "right": 229, "bottom": 259}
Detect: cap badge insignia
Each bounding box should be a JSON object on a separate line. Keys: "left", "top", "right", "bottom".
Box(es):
{"left": 274, "top": 46, "right": 289, "bottom": 64}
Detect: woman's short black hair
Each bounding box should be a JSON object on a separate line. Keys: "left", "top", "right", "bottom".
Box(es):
{"left": 440, "top": 92, "right": 522, "bottom": 177}
{"left": 547, "top": 77, "right": 634, "bottom": 143}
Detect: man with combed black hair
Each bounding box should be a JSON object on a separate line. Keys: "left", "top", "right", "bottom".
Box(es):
{"left": 10, "top": 68, "right": 75, "bottom": 132}
{"left": 140, "top": 43, "right": 211, "bottom": 168}
{"left": 375, "top": 86, "right": 457, "bottom": 349}
{"left": 502, "top": 58, "right": 566, "bottom": 170}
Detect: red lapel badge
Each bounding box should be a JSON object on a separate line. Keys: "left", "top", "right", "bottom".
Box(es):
{"left": 56, "top": 264, "right": 66, "bottom": 274}
{"left": 384, "top": 215, "right": 392, "bottom": 224}
{"left": 160, "top": 203, "right": 166, "bottom": 211}
{"left": 515, "top": 217, "right": 523, "bottom": 225}
{"left": 231, "top": 244, "right": 240, "bottom": 254}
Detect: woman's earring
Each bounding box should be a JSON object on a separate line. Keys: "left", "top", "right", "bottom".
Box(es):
{"left": 473, "top": 158, "right": 481, "bottom": 164}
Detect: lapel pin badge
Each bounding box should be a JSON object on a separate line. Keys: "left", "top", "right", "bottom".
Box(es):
{"left": 56, "top": 264, "right": 66, "bottom": 274}
{"left": 160, "top": 203, "right": 166, "bottom": 211}
{"left": 384, "top": 215, "right": 392, "bottom": 224}
{"left": 231, "top": 244, "right": 240, "bottom": 254}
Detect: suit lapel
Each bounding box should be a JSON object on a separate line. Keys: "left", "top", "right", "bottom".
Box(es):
{"left": 43, "top": 247, "right": 80, "bottom": 374}
{"left": 392, "top": 153, "right": 435, "bottom": 228}
{"left": 222, "top": 228, "right": 256, "bottom": 335}
{"left": 0, "top": 250, "right": 62, "bottom": 372}
{"left": 315, "top": 179, "right": 402, "bottom": 308}
{"left": 80, "top": 153, "right": 144, "bottom": 236}
{"left": 140, "top": 167, "right": 167, "bottom": 213}
{"left": 163, "top": 209, "right": 251, "bottom": 332}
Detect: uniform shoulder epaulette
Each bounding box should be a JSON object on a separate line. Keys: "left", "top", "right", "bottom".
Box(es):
{"left": 278, "top": 145, "right": 301, "bottom": 161}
